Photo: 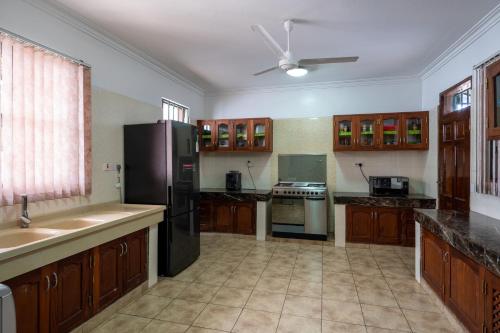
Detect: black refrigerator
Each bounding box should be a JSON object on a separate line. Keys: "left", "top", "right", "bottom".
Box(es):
{"left": 124, "top": 120, "right": 200, "bottom": 276}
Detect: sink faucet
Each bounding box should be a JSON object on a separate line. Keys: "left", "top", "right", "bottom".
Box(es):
{"left": 19, "top": 194, "right": 31, "bottom": 228}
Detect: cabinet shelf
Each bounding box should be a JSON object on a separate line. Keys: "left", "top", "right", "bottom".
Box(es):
{"left": 338, "top": 132, "right": 352, "bottom": 137}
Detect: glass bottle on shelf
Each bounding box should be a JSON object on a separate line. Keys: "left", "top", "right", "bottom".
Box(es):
{"left": 382, "top": 118, "right": 399, "bottom": 146}
{"left": 217, "top": 123, "right": 230, "bottom": 148}
{"left": 405, "top": 118, "right": 422, "bottom": 145}
{"left": 235, "top": 122, "right": 248, "bottom": 148}
{"left": 338, "top": 120, "right": 352, "bottom": 146}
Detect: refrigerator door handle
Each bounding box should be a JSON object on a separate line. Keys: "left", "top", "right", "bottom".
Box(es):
{"left": 187, "top": 138, "right": 191, "bottom": 154}
{"left": 167, "top": 186, "right": 173, "bottom": 211}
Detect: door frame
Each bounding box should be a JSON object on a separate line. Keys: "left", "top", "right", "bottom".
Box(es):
{"left": 438, "top": 77, "right": 471, "bottom": 212}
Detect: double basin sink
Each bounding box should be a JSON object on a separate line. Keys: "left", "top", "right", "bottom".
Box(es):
{"left": 0, "top": 207, "right": 145, "bottom": 251}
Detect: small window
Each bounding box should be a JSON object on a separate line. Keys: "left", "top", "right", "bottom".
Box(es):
{"left": 487, "top": 58, "right": 500, "bottom": 140}
{"left": 162, "top": 98, "right": 190, "bottom": 123}
{"left": 440, "top": 77, "right": 472, "bottom": 115}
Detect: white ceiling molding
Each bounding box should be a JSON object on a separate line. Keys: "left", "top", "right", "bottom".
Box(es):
{"left": 419, "top": 3, "right": 500, "bottom": 80}
{"left": 206, "top": 75, "right": 420, "bottom": 97}
{"left": 24, "top": 0, "right": 205, "bottom": 96}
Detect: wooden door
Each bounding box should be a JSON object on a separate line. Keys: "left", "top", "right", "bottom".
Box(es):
{"left": 251, "top": 118, "right": 272, "bottom": 152}
{"left": 234, "top": 201, "right": 256, "bottom": 235}
{"left": 421, "top": 229, "right": 446, "bottom": 299}
{"left": 333, "top": 116, "right": 356, "bottom": 151}
{"left": 232, "top": 119, "right": 252, "bottom": 151}
{"left": 123, "top": 229, "right": 147, "bottom": 293}
{"left": 213, "top": 201, "right": 234, "bottom": 232}
{"left": 215, "top": 120, "right": 233, "bottom": 151}
{"left": 199, "top": 199, "right": 214, "bottom": 232}
{"left": 373, "top": 207, "right": 401, "bottom": 244}
{"left": 4, "top": 267, "right": 51, "bottom": 333}
{"left": 438, "top": 79, "right": 470, "bottom": 213}
{"left": 355, "top": 114, "right": 379, "bottom": 150}
{"left": 444, "top": 246, "right": 485, "bottom": 333}
{"left": 51, "top": 251, "right": 91, "bottom": 333}
{"left": 379, "top": 114, "right": 402, "bottom": 149}
{"left": 197, "top": 120, "right": 216, "bottom": 151}
{"left": 485, "top": 269, "right": 500, "bottom": 333}
{"left": 94, "top": 238, "right": 123, "bottom": 312}
{"left": 346, "top": 205, "right": 373, "bottom": 243}
{"left": 402, "top": 111, "right": 429, "bottom": 150}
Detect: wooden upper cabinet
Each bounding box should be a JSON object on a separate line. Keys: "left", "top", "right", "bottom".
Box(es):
{"left": 333, "top": 111, "right": 428, "bottom": 151}
{"left": 197, "top": 120, "right": 216, "bottom": 151}
{"left": 251, "top": 118, "right": 273, "bottom": 152}
{"left": 355, "top": 114, "right": 379, "bottom": 149}
{"left": 215, "top": 120, "right": 233, "bottom": 151}
{"left": 333, "top": 116, "right": 356, "bottom": 151}
{"left": 198, "top": 118, "right": 272, "bottom": 152}
{"left": 232, "top": 119, "right": 251, "bottom": 151}
{"left": 487, "top": 58, "right": 500, "bottom": 140}
{"left": 401, "top": 111, "right": 429, "bottom": 150}
{"left": 379, "top": 114, "right": 402, "bottom": 149}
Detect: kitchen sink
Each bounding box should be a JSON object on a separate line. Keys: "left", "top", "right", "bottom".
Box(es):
{"left": 40, "top": 218, "right": 102, "bottom": 230}
{"left": 0, "top": 229, "right": 60, "bottom": 249}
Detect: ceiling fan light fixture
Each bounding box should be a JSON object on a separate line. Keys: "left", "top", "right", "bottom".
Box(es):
{"left": 286, "top": 67, "right": 308, "bottom": 77}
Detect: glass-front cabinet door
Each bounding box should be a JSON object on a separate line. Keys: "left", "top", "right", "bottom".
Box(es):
{"left": 232, "top": 119, "right": 251, "bottom": 151}
{"left": 402, "top": 112, "right": 428, "bottom": 149}
{"left": 251, "top": 118, "right": 272, "bottom": 151}
{"left": 380, "top": 115, "right": 401, "bottom": 148}
{"left": 197, "top": 120, "right": 215, "bottom": 151}
{"left": 334, "top": 116, "right": 355, "bottom": 150}
{"left": 216, "top": 120, "right": 233, "bottom": 151}
{"left": 356, "top": 115, "right": 378, "bottom": 149}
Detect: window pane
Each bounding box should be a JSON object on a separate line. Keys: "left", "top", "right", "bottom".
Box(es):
{"left": 495, "top": 74, "right": 500, "bottom": 127}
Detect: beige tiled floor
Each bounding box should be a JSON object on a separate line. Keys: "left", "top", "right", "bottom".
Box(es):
{"left": 90, "top": 233, "right": 456, "bottom": 333}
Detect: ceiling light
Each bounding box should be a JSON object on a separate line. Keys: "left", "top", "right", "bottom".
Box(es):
{"left": 286, "top": 67, "right": 308, "bottom": 77}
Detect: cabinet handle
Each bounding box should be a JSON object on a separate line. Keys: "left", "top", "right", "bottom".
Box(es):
{"left": 124, "top": 242, "right": 128, "bottom": 255}
{"left": 51, "top": 272, "right": 58, "bottom": 289}
{"left": 443, "top": 252, "right": 449, "bottom": 263}
{"left": 119, "top": 243, "right": 124, "bottom": 257}
{"left": 45, "top": 275, "right": 51, "bottom": 291}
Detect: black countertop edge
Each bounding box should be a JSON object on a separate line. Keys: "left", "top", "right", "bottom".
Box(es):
{"left": 200, "top": 188, "right": 272, "bottom": 201}
{"left": 414, "top": 209, "right": 500, "bottom": 276}
{"left": 332, "top": 192, "right": 436, "bottom": 208}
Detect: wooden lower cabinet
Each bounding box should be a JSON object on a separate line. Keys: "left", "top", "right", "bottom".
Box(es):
{"left": 346, "top": 205, "right": 409, "bottom": 245}
{"left": 421, "top": 227, "right": 500, "bottom": 333}
{"left": 4, "top": 228, "right": 148, "bottom": 333}
{"left": 201, "top": 199, "right": 256, "bottom": 235}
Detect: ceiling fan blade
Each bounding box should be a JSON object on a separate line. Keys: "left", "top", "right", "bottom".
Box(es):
{"left": 298, "top": 56, "right": 359, "bottom": 65}
{"left": 253, "top": 66, "right": 279, "bottom": 76}
{"left": 251, "top": 25, "right": 286, "bottom": 59}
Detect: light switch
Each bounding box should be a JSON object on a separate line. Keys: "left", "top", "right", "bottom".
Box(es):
{"left": 102, "top": 163, "right": 120, "bottom": 171}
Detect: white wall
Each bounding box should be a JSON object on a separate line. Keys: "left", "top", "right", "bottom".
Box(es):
{"left": 203, "top": 78, "right": 435, "bottom": 194}
{"left": 0, "top": 0, "right": 205, "bottom": 224}
{"left": 421, "top": 7, "right": 500, "bottom": 219}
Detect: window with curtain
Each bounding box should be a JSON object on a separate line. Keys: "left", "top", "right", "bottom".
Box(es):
{"left": 162, "top": 98, "right": 190, "bottom": 123}
{"left": 0, "top": 33, "right": 92, "bottom": 206}
{"left": 475, "top": 53, "right": 500, "bottom": 197}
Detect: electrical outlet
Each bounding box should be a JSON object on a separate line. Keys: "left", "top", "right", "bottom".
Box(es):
{"left": 102, "top": 163, "right": 121, "bottom": 171}
{"left": 354, "top": 162, "right": 363, "bottom": 167}
{"left": 247, "top": 160, "right": 254, "bottom": 168}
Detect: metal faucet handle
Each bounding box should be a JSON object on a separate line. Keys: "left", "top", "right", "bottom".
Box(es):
{"left": 20, "top": 194, "right": 31, "bottom": 228}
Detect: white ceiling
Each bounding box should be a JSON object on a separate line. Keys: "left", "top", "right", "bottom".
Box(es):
{"left": 50, "top": 0, "right": 499, "bottom": 92}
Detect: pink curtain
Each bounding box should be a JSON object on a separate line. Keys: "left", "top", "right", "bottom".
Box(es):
{"left": 0, "top": 35, "right": 91, "bottom": 206}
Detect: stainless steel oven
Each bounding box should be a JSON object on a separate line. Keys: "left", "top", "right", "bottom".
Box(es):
{"left": 272, "top": 197, "right": 305, "bottom": 228}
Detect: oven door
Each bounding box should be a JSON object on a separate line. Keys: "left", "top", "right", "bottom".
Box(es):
{"left": 272, "top": 197, "right": 305, "bottom": 226}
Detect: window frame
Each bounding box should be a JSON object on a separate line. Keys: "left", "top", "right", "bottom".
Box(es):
{"left": 487, "top": 58, "right": 500, "bottom": 140}
{"left": 162, "top": 98, "right": 190, "bottom": 124}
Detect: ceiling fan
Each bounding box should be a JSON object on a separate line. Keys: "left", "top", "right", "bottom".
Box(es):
{"left": 251, "top": 19, "right": 359, "bottom": 77}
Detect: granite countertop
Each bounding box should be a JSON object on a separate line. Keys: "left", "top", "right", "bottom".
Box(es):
{"left": 414, "top": 209, "right": 500, "bottom": 275}
{"left": 332, "top": 192, "right": 436, "bottom": 208}
{"left": 200, "top": 188, "right": 272, "bottom": 201}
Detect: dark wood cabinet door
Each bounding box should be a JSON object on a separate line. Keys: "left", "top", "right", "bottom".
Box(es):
{"left": 251, "top": 118, "right": 273, "bottom": 152}
{"left": 379, "top": 114, "right": 402, "bottom": 149}
{"left": 422, "top": 229, "right": 446, "bottom": 299}
{"left": 402, "top": 111, "right": 429, "bottom": 150}
{"left": 197, "top": 120, "right": 216, "bottom": 151}
{"left": 123, "top": 229, "right": 148, "bottom": 293}
{"left": 94, "top": 238, "right": 123, "bottom": 312}
{"left": 355, "top": 114, "right": 379, "bottom": 150}
{"left": 234, "top": 202, "right": 256, "bottom": 235}
{"left": 200, "top": 199, "right": 214, "bottom": 232}
{"left": 333, "top": 116, "right": 356, "bottom": 151}
{"left": 233, "top": 119, "right": 251, "bottom": 151}
{"left": 214, "top": 201, "right": 234, "bottom": 233}
{"left": 346, "top": 205, "right": 373, "bottom": 243}
{"left": 373, "top": 207, "right": 401, "bottom": 244}
{"left": 444, "top": 246, "right": 485, "bottom": 333}
{"left": 215, "top": 120, "right": 233, "bottom": 151}
{"left": 51, "top": 251, "right": 91, "bottom": 333}
{"left": 400, "top": 209, "right": 415, "bottom": 247}
{"left": 485, "top": 269, "right": 500, "bottom": 333}
{"left": 4, "top": 267, "right": 51, "bottom": 333}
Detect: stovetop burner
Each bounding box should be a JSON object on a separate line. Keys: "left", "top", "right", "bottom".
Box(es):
{"left": 272, "top": 181, "right": 327, "bottom": 198}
